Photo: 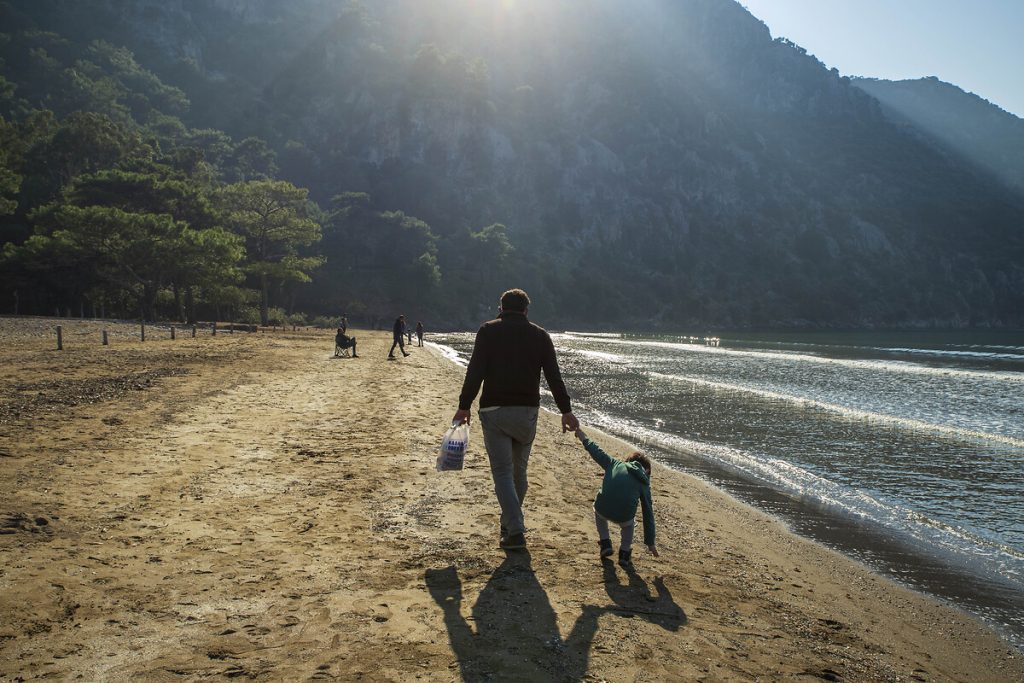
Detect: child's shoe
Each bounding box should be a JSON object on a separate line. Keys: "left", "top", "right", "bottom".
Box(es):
{"left": 618, "top": 548, "right": 633, "bottom": 569}
{"left": 598, "top": 539, "right": 613, "bottom": 558}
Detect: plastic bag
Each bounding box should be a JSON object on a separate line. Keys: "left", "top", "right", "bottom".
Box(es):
{"left": 436, "top": 422, "right": 469, "bottom": 471}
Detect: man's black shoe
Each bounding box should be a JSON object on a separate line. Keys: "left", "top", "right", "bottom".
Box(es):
{"left": 598, "top": 538, "right": 613, "bottom": 558}
{"left": 618, "top": 548, "right": 633, "bottom": 569}
{"left": 500, "top": 532, "right": 526, "bottom": 550}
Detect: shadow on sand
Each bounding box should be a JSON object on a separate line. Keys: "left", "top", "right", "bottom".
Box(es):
{"left": 426, "top": 550, "right": 685, "bottom": 681}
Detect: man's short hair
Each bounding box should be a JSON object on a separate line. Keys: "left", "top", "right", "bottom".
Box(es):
{"left": 500, "top": 288, "right": 530, "bottom": 312}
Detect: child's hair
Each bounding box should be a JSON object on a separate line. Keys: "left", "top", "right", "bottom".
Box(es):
{"left": 626, "top": 451, "right": 651, "bottom": 476}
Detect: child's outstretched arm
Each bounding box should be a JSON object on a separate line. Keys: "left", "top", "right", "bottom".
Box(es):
{"left": 575, "top": 427, "right": 613, "bottom": 471}
{"left": 640, "top": 486, "right": 657, "bottom": 555}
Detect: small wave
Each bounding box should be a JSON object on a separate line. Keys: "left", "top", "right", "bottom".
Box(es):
{"left": 874, "top": 346, "right": 1024, "bottom": 361}
{"left": 427, "top": 342, "right": 468, "bottom": 367}
{"left": 648, "top": 371, "right": 1024, "bottom": 448}
{"left": 598, "top": 337, "right": 1024, "bottom": 382}
{"left": 945, "top": 344, "right": 1024, "bottom": 353}
{"left": 568, "top": 348, "right": 628, "bottom": 363}
{"left": 562, "top": 331, "right": 623, "bottom": 338}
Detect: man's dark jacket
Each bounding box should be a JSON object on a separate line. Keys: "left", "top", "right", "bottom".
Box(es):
{"left": 458, "top": 311, "right": 572, "bottom": 414}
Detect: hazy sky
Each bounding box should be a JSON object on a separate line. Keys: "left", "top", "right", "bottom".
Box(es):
{"left": 738, "top": 0, "right": 1024, "bottom": 118}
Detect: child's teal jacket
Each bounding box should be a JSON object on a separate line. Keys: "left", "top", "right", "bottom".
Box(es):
{"left": 582, "top": 437, "right": 656, "bottom": 546}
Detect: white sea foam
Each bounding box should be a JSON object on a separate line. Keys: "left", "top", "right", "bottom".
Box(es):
{"left": 873, "top": 346, "right": 1024, "bottom": 361}
{"left": 571, "top": 348, "right": 628, "bottom": 363}
{"left": 648, "top": 371, "right": 1024, "bottom": 448}
{"left": 562, "top": 331, "right": 623, "bottom": 338}
{"left": 427, "top": 342, "right": 468, "bottom": 367}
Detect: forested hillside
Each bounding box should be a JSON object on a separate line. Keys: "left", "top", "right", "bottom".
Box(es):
{"left": 853, "top": 76, "right": 1024, "bottom": 194}
{"left": 2, "top": 0, "right": 1022, "bottom": 329}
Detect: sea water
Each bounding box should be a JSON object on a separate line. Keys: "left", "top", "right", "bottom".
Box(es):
{"left": 432, "top": 329, "right": 1024, "bottom": 648}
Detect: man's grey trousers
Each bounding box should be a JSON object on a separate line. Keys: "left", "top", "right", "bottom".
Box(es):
{"left": 479, "top": 406, "right": 539, "bottom": 536}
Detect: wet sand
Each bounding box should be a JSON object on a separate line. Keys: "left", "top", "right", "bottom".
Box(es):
{"left": 1, "top": 317, "right": 1021, "bottom": 681}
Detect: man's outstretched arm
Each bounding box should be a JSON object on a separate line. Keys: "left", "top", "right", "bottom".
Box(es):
{"left": 540, "top": 332, "right": 577, "bottom": 431}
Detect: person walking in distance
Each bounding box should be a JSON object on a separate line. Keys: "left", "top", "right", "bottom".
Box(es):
{"left": 388, "top": 315, "right": 410, "bottom": 359}
{"left": 415, "top": 321, "right": 425, "bottom": 347}
{"left": 453, "top": 288, "right": 579, "bottom": 550}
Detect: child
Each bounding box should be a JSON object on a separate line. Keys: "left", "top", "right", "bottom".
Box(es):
{"left": 575, "top": 427, "right": 658, "bottom": 568}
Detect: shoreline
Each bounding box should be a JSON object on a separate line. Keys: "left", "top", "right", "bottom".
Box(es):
{"left": 1, "top": 319, "right": 1021, "bottom": 680}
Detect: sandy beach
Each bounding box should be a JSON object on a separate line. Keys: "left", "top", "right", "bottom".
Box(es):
{"left": 0, "top": 317, "right": 1020, "bottom": 682}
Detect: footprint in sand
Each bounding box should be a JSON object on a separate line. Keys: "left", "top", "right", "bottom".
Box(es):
{"left": 352, "top": 599, "right": 393, "bottom": 623}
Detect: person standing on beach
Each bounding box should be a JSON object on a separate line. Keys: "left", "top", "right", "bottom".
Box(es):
{"left": 453, "top": 288, "right": 579, "bottom": 550}
{"left": 415, "top": 321, "right": 424, "bottom": 347}
{"left": 388, "top": 315, "right": 410, "bottom": 359}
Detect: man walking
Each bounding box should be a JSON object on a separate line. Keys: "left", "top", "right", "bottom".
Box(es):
{"left": 388, "top": 315, "right": 410, "bottom": 359}
{"left": 453, "top": 288, "right": 579, "bottom": 550}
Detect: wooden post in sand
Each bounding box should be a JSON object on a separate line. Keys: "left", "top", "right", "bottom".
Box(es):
{"left": 171, "top": 326, "right": 176, "bottom": 340}
{"left": 141, "top": 322, "right": 146, "bottom": 342}
{"left": 56, "top": 326, "right": 63, "bottom": 350}
{"left": 192, "top": 326, "right": 197, "bottom": 339}
{"left": 212, "top": 321, "right": 217, "bottom": 336}
{"left": 102, "top": 330, "right": 108, "bottom": 346}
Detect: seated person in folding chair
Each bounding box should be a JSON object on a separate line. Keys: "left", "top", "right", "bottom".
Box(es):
{"left": 335, "top": 328, "right": 358, "bottom": 357}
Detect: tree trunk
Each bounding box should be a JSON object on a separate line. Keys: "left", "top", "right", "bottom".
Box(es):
{"left": 260, "top": 272, "right": 269, "bottom": 326}
{"left": 172, "top": 282, "right": 184, "bottom": 322}
{"left": 185, "top": 286, "right": 196, "bottom": 325}
{"left": 142, "top": 285, "right": 158, "bottom": 322}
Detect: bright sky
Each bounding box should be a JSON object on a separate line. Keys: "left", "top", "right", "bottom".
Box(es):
{"left": 738, "top": 0, "right": 1024, "bottom": 118}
